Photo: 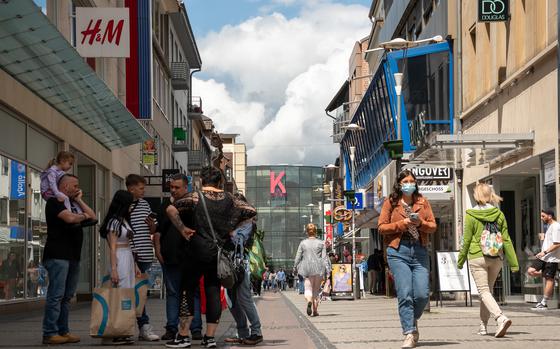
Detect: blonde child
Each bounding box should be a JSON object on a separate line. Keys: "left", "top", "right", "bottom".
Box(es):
{"left": 40, "top": 151, "right": 79, "bottom": 212}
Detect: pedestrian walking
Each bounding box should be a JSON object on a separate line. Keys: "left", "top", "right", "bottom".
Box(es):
{"left": 367, "top": 249, "right": 384, "bottom": 295}
{"left": 458, "top": 183, "right": 518, "bottom": 337}
{"left": 42, "top": 174, "right": 96, "bottom": 345}
{"left": 378, "top": 169, "right": 436, "bottom": 348}
{"left": 2, "top": 251, "right": 21, "bottom": 299}
{"left": 276, "top": 269, "right": 286, "bottom": 291}
{"left": 527, "top": 208, "right": 560, "bottom": 311}
{"left": 165, "top": 166, "right": 256, "bottom": 348}
{"left": 155, "top": 174, "right": 203, "bottom": 342}
{"left": 293, "top": 223, "right": 329, "bottom": 317}
{"left": 125, "top": 174, "right": 160, "bottom": 341}
{"left": 99, "top": 190, "right": 140, "bottom": 345}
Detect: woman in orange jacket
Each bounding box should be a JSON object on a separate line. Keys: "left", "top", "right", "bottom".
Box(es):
{"left": 378, "top": 169, "right": 436, "bottom": 348}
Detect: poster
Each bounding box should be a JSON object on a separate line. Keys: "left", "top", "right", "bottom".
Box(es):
{"left": 142, "top": 139, "right": 158, "bottom": 166}
{"left": 436, "top": 251, "right": 478, "bottom": 295}
{"left": 331, "top": 264, "right": 352, "bottom": 293}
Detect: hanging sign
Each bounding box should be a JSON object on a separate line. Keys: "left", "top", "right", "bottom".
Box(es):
{"left": 142, "top": 139, "right": 158, "bottom": 166}
{"left": 478, "top": 0, "right": 509, "bottom": 22}
{"left": 76, "top": 7, "right": 130, "bottom": 57}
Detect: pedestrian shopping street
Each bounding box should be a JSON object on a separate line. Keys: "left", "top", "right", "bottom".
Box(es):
{"left": 2, "top": 290, "right": 560, "bottom": 349}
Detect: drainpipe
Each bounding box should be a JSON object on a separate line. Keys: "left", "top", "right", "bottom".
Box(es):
{"left": 454, "top": 0, "right": 464, "bottom": 251}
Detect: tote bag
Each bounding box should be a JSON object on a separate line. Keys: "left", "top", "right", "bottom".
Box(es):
{"left": 90, "top": 286, "right": 136, "bottom": 338}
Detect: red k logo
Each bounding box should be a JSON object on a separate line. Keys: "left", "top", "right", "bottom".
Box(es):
{"left": 270, "top": 171, "right": 286, "bottom": 194}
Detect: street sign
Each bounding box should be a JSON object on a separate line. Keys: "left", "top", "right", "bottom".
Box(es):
{"left": 345, "top": 191, "right": 365, "bottom": 210}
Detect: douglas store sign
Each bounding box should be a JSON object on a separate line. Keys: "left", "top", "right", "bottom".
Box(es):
{"left": 478, "top": 0, "right": 509, "bottom": 22}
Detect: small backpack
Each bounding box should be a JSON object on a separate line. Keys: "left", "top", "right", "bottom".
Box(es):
{"left": 480, "top": 221, "right": 503, "bottom": 257}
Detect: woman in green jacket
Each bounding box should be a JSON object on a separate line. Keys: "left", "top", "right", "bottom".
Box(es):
{"left": 458, "top": 183, "right": 518, "bottom": 338}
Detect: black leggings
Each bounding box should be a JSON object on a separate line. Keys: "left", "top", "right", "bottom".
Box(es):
{"left": 180, "top": 259, "right": 222, "bottom": 324}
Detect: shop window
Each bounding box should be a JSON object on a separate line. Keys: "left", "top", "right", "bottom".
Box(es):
{"left": 27, "top": 127, "right": 58, "bottom": 169}
{"left": 27, "top": 168, "right": 48, "bottom": 298}
{"left": 0, "top": 109, "right": 26, "bottom": 160}
{"left": 0, "top": 155, "right": 26, "bottom": 301}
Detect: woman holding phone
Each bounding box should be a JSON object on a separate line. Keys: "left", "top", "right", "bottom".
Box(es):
{"left": 378, "top": 170, "right": 437, "bottom": 348}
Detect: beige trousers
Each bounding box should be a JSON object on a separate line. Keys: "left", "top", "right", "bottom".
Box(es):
{"left": 469, "top": 256, "right": 503, "bottom": 322}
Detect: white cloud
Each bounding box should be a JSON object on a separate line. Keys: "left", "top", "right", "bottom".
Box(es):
{"left": 195, "top": 2, "right": 370, "bottom": 165}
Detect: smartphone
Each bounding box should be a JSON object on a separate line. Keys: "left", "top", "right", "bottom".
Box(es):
{"left": 148, "top": 212, "right": 158, "bottom": 219}
{"left": 409, "top": 213, "right": 419, "bottom": 220}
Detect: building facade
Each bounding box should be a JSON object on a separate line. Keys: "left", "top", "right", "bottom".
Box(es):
{"left": 246, "top": 166, "right": 324, "bottom": 268}
{"left": 221, "top": 134, "right": 247, "bottom": 194}
{"left": 0, "top": 0, "right": 204, "bottom": 309}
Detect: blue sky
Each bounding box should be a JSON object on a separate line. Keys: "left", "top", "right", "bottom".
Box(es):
{"left": 184, "top": 0, "right": 372, "bottom": 38}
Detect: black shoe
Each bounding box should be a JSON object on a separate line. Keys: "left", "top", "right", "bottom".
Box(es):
{"left": 165, "top": 334, "right": 191, "bottom": 348}
{"left": 306, "top": 302, "right": 312, "bottom": 316}
{"left": 191, "top": 331, "right": 203, "bottom": 341}
{"left": 243, "top": 334, "right": 263, "bottom": 345}
{"left": 161, "top": 330, "right": 177, "bottom": 341}
{"left": 201, "top": 335, "right": 217, "bottom": 348}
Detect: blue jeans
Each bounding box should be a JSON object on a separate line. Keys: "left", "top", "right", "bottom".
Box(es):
{"left": 229, "top": 267, "right": 262, "bottom": 338}
{"left": 387, "top": 242, "right": 430, "bottom": 334}
{"left": 163, "top": 264, "right": 202, "bottom": 333}
{"left": 298, "top": 275, "right": 304, "bottom": 294}
{"left": 42, "top": 259, "right": 80, "bottom": 337}
{"left": 136, "top": 261, "right": 151, "bottom": 328}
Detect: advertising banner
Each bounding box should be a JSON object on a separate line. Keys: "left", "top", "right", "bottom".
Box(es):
{"left": 331, "top": 263, "right": 352, "bottom": 294}
{"left": 436, "top": 251, "right": 477, "bottom": 295}
{"left": 142, "top": 139, "right": 157, "bottom": 166}
{"left": 76, "top": 7, "right": 130, "bottom": 58}
{"left": 10, "top": 160, "right": 26, "bottom": 200}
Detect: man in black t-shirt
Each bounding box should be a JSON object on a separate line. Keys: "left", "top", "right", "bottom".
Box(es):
{"left": 42, "top": 175, "right": 96, "bottom": 345}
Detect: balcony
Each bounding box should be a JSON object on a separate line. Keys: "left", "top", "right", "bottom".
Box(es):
{"left": 188, "top": 96, "right": 203, "bottom": 120}
{"left": 332, "top": 104, "right": 350, "bottom": 143}
{"left": 188, "top": 150, "right": 204, "bottom": 171}
{"left": 171, "top": 62, "right": 189, "bottom": 90}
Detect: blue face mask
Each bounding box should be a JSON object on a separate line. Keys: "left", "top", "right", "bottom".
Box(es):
{"left": 401, "top": 183, "right": 416, "bottom": 196}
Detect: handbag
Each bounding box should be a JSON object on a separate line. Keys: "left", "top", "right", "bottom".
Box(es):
{"left": 100, "top": 273, "right": 150, "bottom": 317}
{"left": 90, "top": 286, "right": 136, "bottom": 338}
{"left": 198, "top": 191, "right": 237, "bottom": 289}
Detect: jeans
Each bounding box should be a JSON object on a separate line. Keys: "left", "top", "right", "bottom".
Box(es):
{"left": 136, "top": 261, "right": 152, "bottom": 328}
{"left": 298, "top": 275, "right": 305, "bottom": 294}
{"left": 387, "top": 242, "right": 430, "bottom": 334}
{"left": 163, "top": 263, "right": 202, "bottom": 333}
{"left": 229, "top": 267, "right": 262, "bottom": 338}
{"left": 42, "top": 259, "right": 80, "bottom": 337}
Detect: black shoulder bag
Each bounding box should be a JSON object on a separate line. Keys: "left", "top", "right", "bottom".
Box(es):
{"left": 198, "top": 191, "right": 237, "bottom": 289}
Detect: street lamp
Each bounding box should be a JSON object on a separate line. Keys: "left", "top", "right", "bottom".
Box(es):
{"left": 348, "top": 146, "right": 359, "bottom": 300}
{"left": 307, "top": 203, "right": 315, "bottom": 223}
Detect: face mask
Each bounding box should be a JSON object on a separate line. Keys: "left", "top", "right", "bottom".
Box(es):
{"left": 401, "top": 183, "right": 416, "bottom": 196}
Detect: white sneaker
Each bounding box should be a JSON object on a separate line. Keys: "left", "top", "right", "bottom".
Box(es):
{"left": 401, "top": 333, "right": 417, "bottom": 348}
{"left": 477, "top": 321, "right": 488, "bottom": 335}
{"left": 495, "top": 315, "right": 512, "bottom": 338}
{"left": 139, "top": 324, "right": 160, "bottom": 341}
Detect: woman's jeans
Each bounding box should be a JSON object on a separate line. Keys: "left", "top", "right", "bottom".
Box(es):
{"left": 387, "top": 241, "right": 430, "bottom": 334}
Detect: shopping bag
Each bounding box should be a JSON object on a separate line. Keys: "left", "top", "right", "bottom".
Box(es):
{"left": 101, "top": 274, "right": 149, "bottom": 317}
{"left": 90, "top": 287, "right": 136, "bottom": 338}
{"left": 134, "top": 273, "right": 150, "bottom": 317}
{"left": 249, "top": 230, "right": 267, "bottom": 280}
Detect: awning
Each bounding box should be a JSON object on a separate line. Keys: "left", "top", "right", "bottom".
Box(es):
{"left": 0, "top": 0, "right": 150, "bottom": 149}
{"left": 412, "top": 132, "right": 534, "bottom": 166}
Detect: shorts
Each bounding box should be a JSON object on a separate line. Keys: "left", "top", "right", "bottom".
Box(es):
{"left": 531, "top": 259, "right": 559, "bottom": 279}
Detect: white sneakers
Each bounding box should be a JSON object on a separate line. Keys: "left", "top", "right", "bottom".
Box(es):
{"left": 401, "top": 333, "right": 417, "bottom": 348}
{"left": 495, "top": 315, "right": 512, "bottom": 338}
{"left": 139, "top": 324, "right": 160, "bottom": 341}
{"left": 477, "top": 321, "right": 488, "bottom": 335}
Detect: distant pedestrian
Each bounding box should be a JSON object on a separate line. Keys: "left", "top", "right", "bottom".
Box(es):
{"left": 276, "top": 269, "right": 286, "bottom": 291}
{"left": 2, "top": 251, "right": 21, "bottom": 299}
{"left": 458, "top": 183, "right": 518, "bottom": 338}
{"left": 42, "top": 174, "right": 96, "bottom": 345}
{"left": 528, "top": 208, "right": 560, "bottom": 311}
{"left": 294, "top": 223, "right": 329, "bottom": 317}
{"left": 125, "top": 174, "right": 160, "bottom": 341}
{"left": 378, "top": 170, "right": 436, "bottom": 348}
{"left": 367, "top": 249, "right": 384, "bottom": 294}
{"left": 99, "top": 190, "right": 139, "bottom": 345}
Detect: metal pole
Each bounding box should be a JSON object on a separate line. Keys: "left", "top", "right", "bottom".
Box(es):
{"left": 349, "top": 146, "right": 358, "bottom": 300}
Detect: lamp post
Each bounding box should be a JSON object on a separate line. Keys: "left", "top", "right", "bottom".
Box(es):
{"left": 307, "top": 203, "right": 315, "bottom": 223}
{"left": 349, "top": 146, "right": 359, "bottom": 300}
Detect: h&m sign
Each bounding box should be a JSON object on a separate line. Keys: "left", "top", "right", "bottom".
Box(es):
{"left": 76, "top": 7, "right": 130, "bottom": 57}
{"left": 478, "top": 0, "right": 509, "bottom": 22}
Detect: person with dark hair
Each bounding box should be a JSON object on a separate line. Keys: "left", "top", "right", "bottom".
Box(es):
{"left": 378, "top": 170, "right": 436, "bottom": 348}
{"left": 165, "top": 167, "right": 256, "bottom": 348}
{"left": 125, "top": 174, "right": 160, "bottom": 341}
{"left": 156, "top": 174, "right": 203, "bottom": 342}
{"left": 42, "top": 174, "right": 96, "bottom": 345}
{"left": 99, "top": 190, "right": 139, "bottom": 345}
{"left": 367, "top": 249, "right": 384, "bottom": 295}
{"left": 528, "top": 208, "right": 560, "bottom": 311}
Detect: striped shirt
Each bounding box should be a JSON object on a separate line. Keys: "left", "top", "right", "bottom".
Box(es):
{"left": 130, "top": 199, "right": 155, "bottom": 262}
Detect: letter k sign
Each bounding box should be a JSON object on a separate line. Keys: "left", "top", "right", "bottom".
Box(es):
{"left": 270, "top": 171, "right": 286, "bottom": 194}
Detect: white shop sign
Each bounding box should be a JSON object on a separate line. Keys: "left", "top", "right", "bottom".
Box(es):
{"left": 436, "top": 251, "right": 478, "bottom": 295}
{"left": 76, "top": 7, "right": 130, "bottom": 58}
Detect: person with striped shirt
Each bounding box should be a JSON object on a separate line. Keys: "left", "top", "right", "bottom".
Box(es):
{"left": 126, "top": 174, "right": 160, "bottom": 342}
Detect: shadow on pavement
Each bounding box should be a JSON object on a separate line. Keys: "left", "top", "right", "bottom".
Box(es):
{"left": 418, "top": 341, "right": 460, "bottom": 347}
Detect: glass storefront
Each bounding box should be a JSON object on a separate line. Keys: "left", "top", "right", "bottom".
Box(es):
{"left": 246, "top": 166, "right": 324, "bottom": 268}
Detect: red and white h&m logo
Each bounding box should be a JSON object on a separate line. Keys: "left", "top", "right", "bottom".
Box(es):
{"left": 76, "top": 7, "right": 130, "bottom": 58}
